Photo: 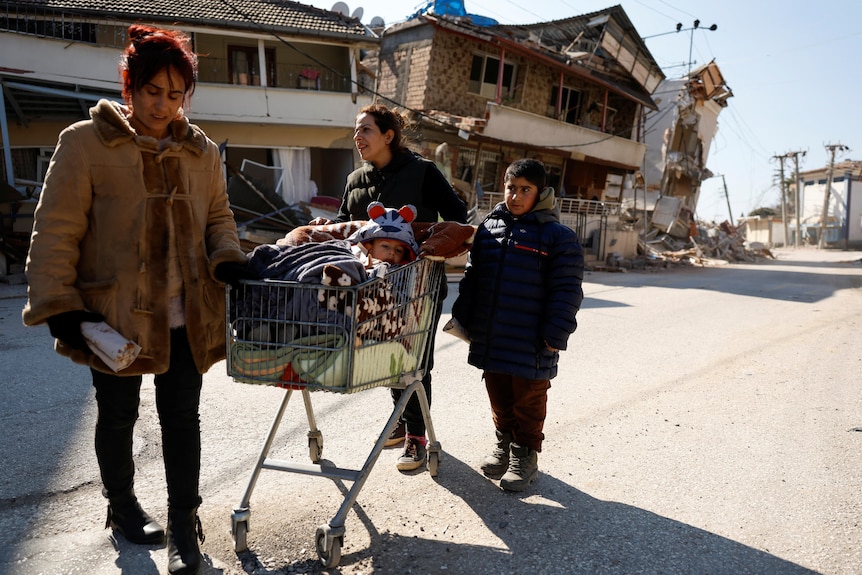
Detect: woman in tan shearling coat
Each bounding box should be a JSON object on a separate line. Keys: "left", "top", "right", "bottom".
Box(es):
{"left": 22, "top": 25, "right": 247, "bottom": 575}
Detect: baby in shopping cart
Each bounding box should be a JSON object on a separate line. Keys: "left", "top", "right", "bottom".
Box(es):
{"left": 346, "top": 201, "right": 420, "bottom": 268}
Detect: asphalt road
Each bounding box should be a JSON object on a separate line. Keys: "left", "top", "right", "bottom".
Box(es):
{"left": 1, "top": 247, "right": 860, "bottom": 575}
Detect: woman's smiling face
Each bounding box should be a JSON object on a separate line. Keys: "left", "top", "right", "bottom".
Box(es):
{"left": 354, "top": 112, "right": 394, "bottom": 169}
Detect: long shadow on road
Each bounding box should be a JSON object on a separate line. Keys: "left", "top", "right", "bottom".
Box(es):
{"left": 345, "top": 454, "right": 819, "bottom": 574}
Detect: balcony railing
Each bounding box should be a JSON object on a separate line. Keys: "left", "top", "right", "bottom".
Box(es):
{"left": 477, "top": 192, "right": 620, "bottom": 217}
{"left": 197, "top": 57, "right": 353, "bottom": 93}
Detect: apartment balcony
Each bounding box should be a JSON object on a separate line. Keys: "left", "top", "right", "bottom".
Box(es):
{"left": 0, "top": 33, "right": 370, "bottom": 129}
{"left": 480, "top": 103, "right": 646, "bottom": 170}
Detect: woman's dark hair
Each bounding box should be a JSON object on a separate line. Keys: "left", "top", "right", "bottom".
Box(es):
{"left": 505, "top": 158, "right": 547, "bottom": 190}
{"left": 119, "top": 25, "right": 198, "bottom": 105}
{"left": 357, "top": 104, "right": 408, "bottom": 153}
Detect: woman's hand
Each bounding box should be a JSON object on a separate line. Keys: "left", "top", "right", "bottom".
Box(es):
{"left": 47, "top": 310, "right": 105, "bottom": 350}
{"left": 215, "top": 261, "right": 257, "bottom": 288}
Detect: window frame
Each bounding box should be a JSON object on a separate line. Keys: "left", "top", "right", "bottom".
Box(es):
{"left": 549, "top": 85, "right": 582, "bottom": 124}
{"left": 468, "top": 52, "right": 517, "bottom": 100}
{"left": 228, "top": 45, "right": 276, "bottom": 87}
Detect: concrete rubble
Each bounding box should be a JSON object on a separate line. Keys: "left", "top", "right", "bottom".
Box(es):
{"left": 594, "top": 219, "right": 776, "bottom": 272}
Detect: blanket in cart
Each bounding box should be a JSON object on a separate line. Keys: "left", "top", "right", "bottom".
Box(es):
{"left": 235, "top": 239, "right": 405, "bottom": 344}
{"left": 278, "top": 220, "right": 475, "bottom": 261}
{"left": 229, "top": 219, "right": 464, "bottom": 390}
{"left": 230, "top": 335, "right": 416, "bottom": 388}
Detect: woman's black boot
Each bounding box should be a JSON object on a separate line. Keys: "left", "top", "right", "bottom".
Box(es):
{"left": 166, "top": 507, "right": 205, "bottom": 575}
{"left": 105, "top": 491, "right": 165, "bottom": 544}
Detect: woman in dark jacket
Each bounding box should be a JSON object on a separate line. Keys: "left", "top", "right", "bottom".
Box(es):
{"left": 332, "top": 104, "right": 467, "bottom": 471}
{"left": 452, "top": 158, "right": 584, "bottom": 491}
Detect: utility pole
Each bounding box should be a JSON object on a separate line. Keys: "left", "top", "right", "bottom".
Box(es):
{"left": 818, "top": 144, "right": 847, "bottom": 249}
{"left": 786, "top": 150, "right": 806, "bottom": 247}
{"left": 772, "top": 153, "right": 789, "bottom": 247}
{"left": 719, "top": 174, "right": 732, "bottom": 223}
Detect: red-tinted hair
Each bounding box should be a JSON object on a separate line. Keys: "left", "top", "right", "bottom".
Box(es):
{"left": 119, "top": 24, "right": 197, "bottom": 105}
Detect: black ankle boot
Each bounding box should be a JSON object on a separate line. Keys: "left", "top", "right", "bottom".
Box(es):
{"left": 105, "top": 497, "right": 165, "bottom": 545}
{"left": 166, "top": 507, "right": 205, "bottom": 575}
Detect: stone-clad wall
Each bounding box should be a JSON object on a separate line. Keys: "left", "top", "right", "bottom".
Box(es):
{"left": 424, "top": 31, "right": 487, "bottom": 118}
{"left": 375, "top": 22, "right": 640, "bottom": 141}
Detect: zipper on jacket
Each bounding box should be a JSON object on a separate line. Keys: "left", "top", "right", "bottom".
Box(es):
{"left": 479, "top": 222, "right": 511, "bottom": 366}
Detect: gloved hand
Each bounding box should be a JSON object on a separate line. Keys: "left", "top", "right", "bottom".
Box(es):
{"left": 46, "top": 310, "right": 105, "bottom": 351}
{"left": 215, "top": 261, "right": 257, "bottom": 288}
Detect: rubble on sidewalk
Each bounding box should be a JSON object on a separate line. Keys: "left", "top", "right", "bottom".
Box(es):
{"left": 590, "top": 220, "right": 777, "bottom": 272}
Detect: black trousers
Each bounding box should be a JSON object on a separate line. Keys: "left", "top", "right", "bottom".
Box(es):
{"left": 390, "top": 275, "right": 447, "bottom": 437}
{"left": 92, "top": 328, "right": 203, "bottom": 509}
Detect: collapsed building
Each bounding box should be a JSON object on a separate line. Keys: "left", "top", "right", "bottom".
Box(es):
{"left": 637, "top": 60, "right": 733, "bottom": 239}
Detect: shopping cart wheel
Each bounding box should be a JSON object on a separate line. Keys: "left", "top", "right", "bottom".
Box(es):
{"left": 308, "top": 430, "right": 323, "bottom": 463}
{"left": 233, "top": 521, "right": 248, "bottom": 552}
{"left": 428, "top": 450, "right": 440, "bottom": 476}
{"left": 231, "top": 508, "right": 251, "bottom": 552}
{"left": 315, "top": 524, "right": 343, "bottom": 568}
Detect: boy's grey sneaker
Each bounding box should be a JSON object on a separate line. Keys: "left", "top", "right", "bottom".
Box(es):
{"left": 499, "top": 443, "right": 538, "bottom": 491}
{"left": 480, "top": 429, "right": 512, "bottom": 478}
{"left": 385, "top": 419, "right": 406, "bottom": 447}
{"left": 396, "top": 436, "right": 427, "bottom": 471}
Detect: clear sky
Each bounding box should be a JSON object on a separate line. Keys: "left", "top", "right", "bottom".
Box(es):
{"left": 311, "top": 0, "right": 862, "bottom": 222}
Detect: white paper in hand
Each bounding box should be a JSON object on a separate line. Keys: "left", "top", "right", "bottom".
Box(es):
{"left": 81, "top": 321, "right": 142, "bottom": 372}
{"left": 442, "top": 317, "right": 470, "bottom": 343}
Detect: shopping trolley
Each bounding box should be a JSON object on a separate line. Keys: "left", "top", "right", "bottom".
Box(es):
{"left": 225, "top": 257, "right": 445, "bottom": 567}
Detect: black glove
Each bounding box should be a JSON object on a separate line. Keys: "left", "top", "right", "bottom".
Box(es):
{"left": 215, "top": 261, "right": 256, "bottom": 288}
{"left": 46, "top": 310, "right": 105, "bottom": 351}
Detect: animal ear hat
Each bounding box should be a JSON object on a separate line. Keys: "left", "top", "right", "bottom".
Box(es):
{"left": 347, "top": 201, "right": 420, "bottom": 261}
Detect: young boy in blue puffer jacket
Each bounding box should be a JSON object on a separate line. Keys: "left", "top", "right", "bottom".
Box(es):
{"left": 452, "top": 158, "right": 584, "bottom": 491}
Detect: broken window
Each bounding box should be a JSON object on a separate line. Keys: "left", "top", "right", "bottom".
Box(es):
{"left": 468, "top": 53, "right": 516, "bottom": 100}
{"left": 549, "top": 85, "right": 582, "bottom": 124}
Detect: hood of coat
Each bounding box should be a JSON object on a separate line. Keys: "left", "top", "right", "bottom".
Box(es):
{"left": 90, "top": 99, "right": 208, "bottom": 155}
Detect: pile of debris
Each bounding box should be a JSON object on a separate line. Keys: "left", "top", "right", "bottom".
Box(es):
{"left": 642, "top": 220, "right": 776, "bottom": 267}
{"left": 595, "top": 220, "right": 776, "bottom": 272}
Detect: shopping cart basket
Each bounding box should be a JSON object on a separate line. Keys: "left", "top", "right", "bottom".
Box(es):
{"left": 226, "top": 257, "right": 445, "bottom": 567}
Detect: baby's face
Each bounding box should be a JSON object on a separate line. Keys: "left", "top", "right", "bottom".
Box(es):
{"left": 369, "top": 239, "right": 407, "bottom": 264}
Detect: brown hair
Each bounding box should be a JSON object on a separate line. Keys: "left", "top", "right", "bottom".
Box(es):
{"left": 119, "top": 24, "right": 197, "bottom": 105}
{"left": 358, "top": 104, "right": 408, "bottom": 154}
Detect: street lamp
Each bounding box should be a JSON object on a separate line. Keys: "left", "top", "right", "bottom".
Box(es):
{"left": 686, "top": 21, "right": 717, "bottom": 77}
{"left": 642, "top": 20, "right": 718, "bottom": 76}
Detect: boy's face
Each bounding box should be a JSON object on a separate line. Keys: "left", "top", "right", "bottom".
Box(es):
{"left": 369, "top": 239, "right": 407, "bottom": 264}
{"left": 504, "top": 176, "right": 539, "bottom": 217}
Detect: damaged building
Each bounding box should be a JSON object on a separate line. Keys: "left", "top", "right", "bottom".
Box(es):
{"left": 366, "top": 1, "right": 665, "bottom": 264}
{"left": 639, "top": 60, "right": 733, "bottom": 241}
{"left": 0, "top": 0, "right": 378, "bottom": 274}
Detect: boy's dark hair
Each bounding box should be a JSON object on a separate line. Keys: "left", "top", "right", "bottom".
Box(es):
{"left": 505, "top": 158, "right": 547, "bottom": 190}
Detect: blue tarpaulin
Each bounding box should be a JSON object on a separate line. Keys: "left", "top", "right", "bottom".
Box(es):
{"left": 411, "top": 0, "right": 499, "bottom": 26}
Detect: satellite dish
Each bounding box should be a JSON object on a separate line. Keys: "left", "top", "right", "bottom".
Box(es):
{"left": 331, "top": 1, "right": 349, "bottom": 15}
{"left": 370, "top": 15, "right": 385, "bottom": 28}
{"left": 352, "top": 7, "right": 364, "bottom": 20}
